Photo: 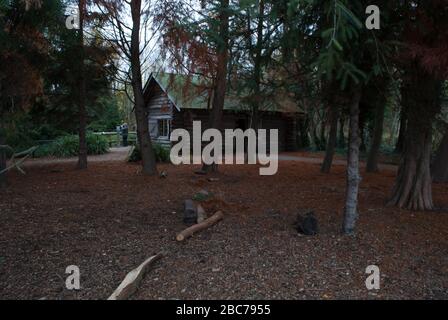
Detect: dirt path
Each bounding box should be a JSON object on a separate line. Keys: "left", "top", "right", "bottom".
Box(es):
{"left": 13, "top": 148, "right": 396, "bottom": 172}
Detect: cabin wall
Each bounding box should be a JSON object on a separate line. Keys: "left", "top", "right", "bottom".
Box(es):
{"left": 144, "top": 79, "right": 301, "bottom": 151}
{"left": 172, "top": 109, "right": 299, "bottom": 152}
{"left": 146, "top": 83, "right": 173, "bottom": 146}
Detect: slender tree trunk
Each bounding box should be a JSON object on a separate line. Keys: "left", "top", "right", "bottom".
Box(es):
{"left": 338, "top": 116, "right": 345, "bottom": 148}
{"left": 319, "top": 113, "right": 326, "bottom": 150}
{"left": 388, "top": 68, "right": 442, "bottom": 211}
{"left": 359, "top": 120, "right": 367, "bottom": 152}
{"left": 310, "top": 116, "right": 320, "bottom": 150}
{"left": 342, "top": 87, "right": 362, "bottom": 235}
{"left": 77, "top": 0, "right": 88, "bottom": 170}
{"left": 0, "top": 127, "right": 7, "bottom": 188}
{"left": 432, "top": 127, "right": 448, "bottom": 183}
{"left": 366, "top": 99, "right": 386, "bottom": 172}
{"left": 298, "top": 117, "right": 310, "bottom": 149}
{"left": 130, "top": 0, "right": 157, "bottom": 175}
{"left": 250, "top": 0, "right": 264, "bottom": 131}
{"left": 321, "top": 106, "right": 339, "bottom": 173}
{"left": 395, "top": 107, "right": 406, "bottom": 153}
{"left": 201, "top": 0, "right": 229, "bottom": 173}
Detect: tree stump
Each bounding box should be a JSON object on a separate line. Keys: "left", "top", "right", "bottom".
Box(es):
{"left": 183, "top": 199, "right": 197, "bottom": 224}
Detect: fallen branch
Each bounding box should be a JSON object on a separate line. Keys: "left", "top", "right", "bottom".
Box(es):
{"left": 176, "top": 211, "right": 223, "bottom": 242}
{"left": 0, "top": 145, "right": 38, "bottom": 175}
{"left": 107, "top": 253, "right": 163, "bottom": 300}
{"left": 197, "top": 203, "right": 206, "bottom": 223}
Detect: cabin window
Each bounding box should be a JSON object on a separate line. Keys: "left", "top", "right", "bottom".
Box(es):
{"left": 149, "top": 117, "right": 171, "bottom": 139}
{"left": 157, "top": 119, "right": 171, "bottom": 138}
{"left": 149, "top": 119, "right": 158, "bottom": 137}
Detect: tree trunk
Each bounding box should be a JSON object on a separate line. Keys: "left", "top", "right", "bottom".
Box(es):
{"left": 432, "top": 127, "right": 448, "bottom": 183}
{"left": 298, "top": 117, "right": 310, "bottom": 149}
{"left": 342, "top": 87, "right": 362, "bottom": 235}
{"left": 201, "top": 0, "right": 229, "bottom": 173}
{"left": 321, "top": 106, "right": 339, "bottom": 173}
{"left": 359, "top": 120, "right": 367, "bottom": 152}
{"left": 130, "top": 0, "right": 157, "bottom": 175}
{"left": 319, "top": 113, "right": 326, "bottom": 150}
{"left": 77, "top": 0, "right": 88, "bottom": 170}
{"left": 394, "top": 107, "right": 407, "bottom": 154}
{"left": 338, "top": 116, "right": 345, "bottom": 148}
{"left": 310, "top": 118, "right": 320, "bottom": 150}
{"left": 0, "top": 127, "right": 7, "bottom": 188}
{"left": 388, "top": 68, "right": 442, "bottom": 211}
{"left": 366, "top": 99, "right": 386, "bottom": 172}
{"left": 250, "top": 0, "right": 264, "bottom": 131}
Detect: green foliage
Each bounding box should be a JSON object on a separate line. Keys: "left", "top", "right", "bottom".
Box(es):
{"left": 128, "top": 143, "right": 171, "bottom": 163}
{"left": 88, "top": 95, "right": 123, "bottom": 132}
{"left": 192, "top": 191, "right": 214, "bottom": 202}
{"left": 34, "top": 134, "right": 109, "bottom": 158}
{"left": 312, "top": 0, "right": 368, "bottom": 88}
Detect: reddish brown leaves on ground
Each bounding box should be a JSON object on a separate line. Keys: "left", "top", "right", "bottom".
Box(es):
{"left": 0, "top": 161, "right": 447, "bottom": 299}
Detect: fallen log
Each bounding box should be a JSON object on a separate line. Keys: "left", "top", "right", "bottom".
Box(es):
{"left": 197, "top": 204, "right": 206, "bottom": 223}
{"left": 107, "top": 253, "right": 162, "bottom": 300}
{"left": 176, "top": 211, "right": 223, "bottom": 242}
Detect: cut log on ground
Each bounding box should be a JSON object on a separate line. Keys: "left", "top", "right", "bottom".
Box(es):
{"left": 197, "top": 204, "right": 206, "bottom": 223}
{"left": 107, "top": 253, "right": 162, "bottom": 300}
{"left": 176, "top": 211, "right": 224, "bottom": 242}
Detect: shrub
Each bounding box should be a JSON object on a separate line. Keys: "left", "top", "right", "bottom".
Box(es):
{"left": 128, "top": 143, "right": 170, "bottom": 163}
{"left": 34, "top": 134, "right": 109, "bottom": 158}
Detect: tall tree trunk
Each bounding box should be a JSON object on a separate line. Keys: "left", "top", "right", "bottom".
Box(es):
{"left": 250, "top": 0, "right": 264, "bottom": 131}
{"left": 342, "top": 87, "right": 362, "bottom": 235}
{"left": 201, "top": 0, "right": 229, "bottom": 173}
{"left": 394, "top": 107, "right": 406, "bottom": 153}
{"left": 321, "top": 106, "right": 339, "bottom": 173}
{"left": 359, "top": 121, "right": 367, "bottom": 152}
{"left": 298, "top": 117, "right": 310, "bottom": 149}
{"left": 0, "top": 127, "right": 7, "bottom": 188}
{"left": 309, "top": 113, "right": 321, "bottom": 150}
{"left": 130, "top": 0, "right": 157, "bottom": 175}
{"left": 366, "top": 98, "right": 386, "bottom": 172}
{"left": 77, "top": 0, "right": 88, "bottom": 170}
{"left": 338, "top": 116, "right": 345, "bottom": 148}
{"left": 388, "top": 68, "right": 442, "bottom": 211}
{"left": 319, "top": 113, "right": 326, "bottom": 150}
{"left": 432, "top": 127, "right": 448, "bottom": 183}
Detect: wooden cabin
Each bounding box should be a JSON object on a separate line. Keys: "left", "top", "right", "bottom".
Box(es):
{"left": 143, "top": 73, "right": 303, "bottom": 152}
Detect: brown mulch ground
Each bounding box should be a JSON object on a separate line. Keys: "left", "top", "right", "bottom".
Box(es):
{"left": 0, "top": 160, "right": 447, "bottom": 300}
